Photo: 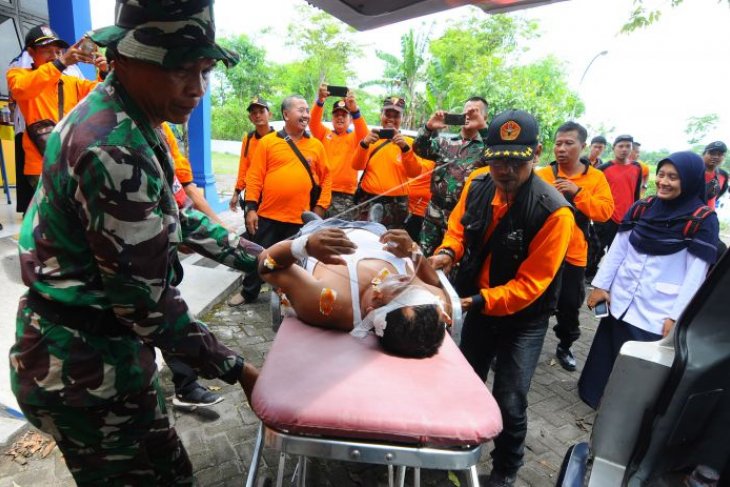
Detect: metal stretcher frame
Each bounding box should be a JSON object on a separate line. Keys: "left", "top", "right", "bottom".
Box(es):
{"left": 244, "top": 271, "right": 483, "bottom": 487}
{"left": 244, "top": 423, "right": 483, "bottom": 487}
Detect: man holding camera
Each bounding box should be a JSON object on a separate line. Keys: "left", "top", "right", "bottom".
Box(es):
{"left": 7, "top": 25, "right": 108, "bottom": 188}
{"left": 413, "top": 96, "right": 489, "bottom": 255}
{"left": 352, "top": 96, "right": 424, "bottom": 229}
{"left": 310, "top": 84, "right": 369, "bottom": 219}
{"left": 240, "top": 95, "right": 331, "bottom": 305}
{"left": 430, "top": 110, "right": 573, "bottom": 487}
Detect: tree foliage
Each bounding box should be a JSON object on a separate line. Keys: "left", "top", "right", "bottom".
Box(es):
{"left": 209, "top": 5, "right": 582, "bottom": 152}
{"left": 685, "top": 113, "right": 720, "bottom": 146}
{"left": 622, "top": 0, "right": 730, "bottom": 33}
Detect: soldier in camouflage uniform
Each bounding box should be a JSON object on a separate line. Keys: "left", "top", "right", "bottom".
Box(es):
{"left": 413, "top": 97, "right": 490, "bottom": 256}
{"left": 8, "top": 1, "right": 260, "bottom": 484}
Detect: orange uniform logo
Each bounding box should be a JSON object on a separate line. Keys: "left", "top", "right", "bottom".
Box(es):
{"left": 500, "top": 121, "right": 521, "bottom": 141}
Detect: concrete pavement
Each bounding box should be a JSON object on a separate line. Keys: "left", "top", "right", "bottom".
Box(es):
{"left": 0, "top": 275, "right": 600, "bottom": 486}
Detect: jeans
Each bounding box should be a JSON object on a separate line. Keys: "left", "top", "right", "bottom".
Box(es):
{"left": 459, "top": 311, "right": 549, "bottom": 476}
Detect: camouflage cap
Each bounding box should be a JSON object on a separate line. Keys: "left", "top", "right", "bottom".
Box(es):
{"left": 332, "top": 99, "right": 350, "bottom": 114}
{"left": 87, "top": 0, "right": 239, "bottom": 69}
{"left": 382, "top": 96, "right": 406, "bottom": 113}
{"left": 247, "top": 95, "right": 269, "bottom": 112}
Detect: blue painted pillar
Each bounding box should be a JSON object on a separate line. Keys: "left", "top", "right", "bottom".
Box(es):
{"left": 188, "top": 92, "right": 224, "bottom": 211}
{"left": 47, "top": 0, "right": 96, "bottom": 80}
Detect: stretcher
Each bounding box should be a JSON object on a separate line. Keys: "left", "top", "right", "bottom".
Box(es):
{"left": 245, "top": 272, "right": 502, "bottom": 487}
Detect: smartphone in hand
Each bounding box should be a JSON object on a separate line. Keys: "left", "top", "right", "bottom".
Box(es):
{"left": 327, "top": 85, "right": 349, "bottom": 97}
{"left": 378, "top": 128, "right": 396, "bottom": 139}
{"left": 444, "top": 113, "right": 467, "bottom": 126}
{"left": 593, "top": 301, "right": 609, "bottom": 318}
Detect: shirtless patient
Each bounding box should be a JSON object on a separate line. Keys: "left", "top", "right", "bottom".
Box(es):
{"left": 258, "top": 220, "right": 451, "bottom": 358}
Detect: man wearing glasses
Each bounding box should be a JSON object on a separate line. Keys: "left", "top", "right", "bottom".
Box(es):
{"left": 429, "top": 110, "right": 573, "bottom": 487}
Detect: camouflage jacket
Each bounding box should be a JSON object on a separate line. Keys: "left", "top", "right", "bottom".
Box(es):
{"left": 11, "top": 72, "right": 262, "bottom": 408}
{"left": 412, "top": 126, "right": 486, "bottom": 219}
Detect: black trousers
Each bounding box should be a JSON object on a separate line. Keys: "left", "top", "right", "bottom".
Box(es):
{"left": 15, "top": 133, "right": 34, "bottom": 215}
{"left": 241, "top": 216, "right": 301, "bottom": 301}
{"left": 404, "top": 214, "right": 424, "bottom": 243}
{"left": 587, "top": 220, "right": 618, "bottom": 277}
{"left": 553, "top": 262, "right": 586, "bottom": 348}
{"left": 165, "top": 354, "right": 198, "bottom": 395}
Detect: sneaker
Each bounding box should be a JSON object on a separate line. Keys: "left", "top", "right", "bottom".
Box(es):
{"left": 480, "top": 470, "right": 517, "bottom": 487}
{"left": 556, "top": 344, "right": 577, "bottom": 371}
{"left": 172, "top": 385, "right": 224, "bottom": 408}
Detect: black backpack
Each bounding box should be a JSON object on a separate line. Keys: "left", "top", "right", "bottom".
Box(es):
{"left": 626, "top": 197, "right": 713, "bottom": 238}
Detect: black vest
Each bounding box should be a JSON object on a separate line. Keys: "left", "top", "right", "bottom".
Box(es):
{"left": 454, "top": 172, "right": 571, "bottom": 321}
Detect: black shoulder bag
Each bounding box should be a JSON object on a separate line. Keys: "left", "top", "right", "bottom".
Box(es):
{"left": 26, "top": 79, "right": 64, "bottom": 155}
{"left": 278, "top": 130, "right": 321, "bottom": 210}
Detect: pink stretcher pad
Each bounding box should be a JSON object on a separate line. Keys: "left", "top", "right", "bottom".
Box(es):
{"left": 252, "top": 318, "right": 502, "bottom": 447}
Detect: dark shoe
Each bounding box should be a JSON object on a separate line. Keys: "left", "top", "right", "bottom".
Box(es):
{"left": 173, "top": 385, "right": 224, "bottom": 408}
{"left": 479, "top": 470, "right": 517, "bottom": 487}
{"left": 556, "top": 344, "right": 577, "bottom": 371}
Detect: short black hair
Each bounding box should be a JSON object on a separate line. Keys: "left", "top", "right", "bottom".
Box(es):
{"left": 379, "top": 304, "right": 446, "bottom": 358}
{"left": 590, "top": 135, "right": 607, "bottom": 145}
{"left": 465, "top": 96, "right": 489, "bottom": 116}
{"left": 556, "top": 121, "right": 588, "bottom": 144}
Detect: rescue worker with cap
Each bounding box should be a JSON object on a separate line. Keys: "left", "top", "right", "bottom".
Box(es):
{"left": 429, "top": 110, "right": 573, "bottom": 487}
{"left": 352, "top": 96, "right": 424, "bottom": 229}
{"left": 535, "top": 121, "right": 614, "bottom": 372}
{"left": 9, "top": 2, "right": 260, "bottom": 484}
{"left": 703, "top": 140, "right": 728, "bottom": 211}
{"left": 229, "top": 95, "right": 275, "bottom": 212}
{"left": 7, "top": 24, "right": 108, "bottom": 189}
{"left": 310, "top": 83, "right": 369, "bottom": 219}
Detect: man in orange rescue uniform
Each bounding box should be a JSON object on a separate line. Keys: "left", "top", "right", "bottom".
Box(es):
{"left": 351, "top": 96, "right": 424, "bottom": 229}
{"left": 7, "top": 25, "right": 108, "bottom": 188}
{"left": 239, "top": 95, "right": 331, "bottom": 305}
{"left": 229, "top": 96, "right": 274, "bottom": 211}
{"left": 535, "top": 121, "right": 614, "bottom": 372}
{"left": 310, "top": 83, "right": 369, "bottom": 219}
{"left": 429, "top": 110, "right": 573, "bottom": 487}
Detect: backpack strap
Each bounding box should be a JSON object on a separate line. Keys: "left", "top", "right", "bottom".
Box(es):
{"left": 243, "top": 130, "right": 255, "bottom": 158}
{"left": 682, "top": 205, "right": 713, "bottom": 238}
{"left": 629, "top": 196, "right": 655, "bottom": 223}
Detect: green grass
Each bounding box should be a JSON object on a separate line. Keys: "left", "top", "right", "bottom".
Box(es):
{"left": 212, "top": 151, "right": 240, "bottom": 176}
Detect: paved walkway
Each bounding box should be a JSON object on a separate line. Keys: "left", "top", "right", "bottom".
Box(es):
{"left": 0, "top": 283, "right": 599, "bottom": 486}
{"left": 0, "top": 185, "right": 600, "bottom": 486}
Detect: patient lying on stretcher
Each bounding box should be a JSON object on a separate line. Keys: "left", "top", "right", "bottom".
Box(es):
{"left": 258, "top": 220, "right": 451, "bottom": 358}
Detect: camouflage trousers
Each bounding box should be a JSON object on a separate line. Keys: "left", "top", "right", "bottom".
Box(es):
{"left": 325, "top": 191, "right": 356, "bottom": 220}
{"left": 356, "top": 192, "right": 409, "bottom": 230}
{"left": 19, "top": 382, "right": 193, "bottom": 486}
{"left": 419, "top": 202, "right": 451, "bottom": 257}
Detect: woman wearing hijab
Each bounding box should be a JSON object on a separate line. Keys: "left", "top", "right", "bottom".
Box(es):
{"left": 578, "top": 151, "right": 719, "bottom": 409}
